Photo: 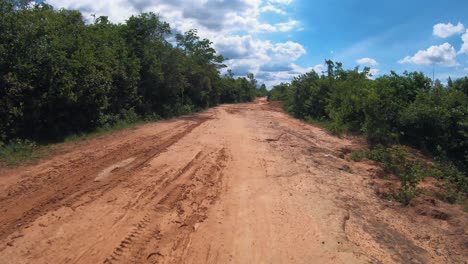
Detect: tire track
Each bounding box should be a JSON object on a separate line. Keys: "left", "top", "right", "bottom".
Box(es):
{"left": 102, "top": 147, "right": 228, "bottom": 264}
{"left": 0, "top": 116, "right": 211, "bottom": 242}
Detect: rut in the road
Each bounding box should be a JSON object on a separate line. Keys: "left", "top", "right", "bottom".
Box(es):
{"left": 0, "top": 116, "right": 210, "bottom": 242}
{"left": 104, "top": 147, "right": 228, "bottom": 264}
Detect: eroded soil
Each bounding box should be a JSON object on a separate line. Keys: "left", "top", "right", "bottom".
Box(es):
{"left": 0, "top": 98, "right": 466, "bottom": 263}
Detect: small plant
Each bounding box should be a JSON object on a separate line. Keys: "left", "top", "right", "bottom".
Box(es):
{"left": 431, "top": 160, "right": 467, "bottom": 204}
{"left": 397, "top": 186, "right": 419, "bottom": 205}
{"left": 397, "top": 160, "right": 424, "bottom": 205}
{"left": 0, "top": 139, "right": 45, "bottom": 166}
{"left": 349, "top": 150, "right": 367, "bottom": 162}
{"left": 351, "top": 145, "right": 425, "bottom": 204}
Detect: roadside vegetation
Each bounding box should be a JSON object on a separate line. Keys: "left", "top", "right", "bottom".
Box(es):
{"left": 0, "top": 1, "right": 268, "bottom": 165}
{"left": 268, "top": 60, "right": 467, "bottom": 204}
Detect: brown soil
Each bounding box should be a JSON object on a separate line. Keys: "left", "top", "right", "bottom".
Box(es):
{"left": 0, "top": 98, "right": 466, "bottom": 263}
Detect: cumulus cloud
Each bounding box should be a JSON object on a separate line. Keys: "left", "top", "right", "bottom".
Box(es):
{"left": 268, "top": 0, "right": 293, "bottom": 4}
{"left": 45, "top": 0, "right": 304, "bottom": 86}
{"left": 398, "top": 43, "right": 458, "bottom": 66}
{"left": 356, "top": 57, "right": 378, "bottom": 66}
{"left": 433, "top": 22, "right": 465, "bottom": 38}
{"left": 261, "top": 4, "right": 286, "bottom": 15}
{"left": 46, "top": 0, "right": 298, "bottom": 34}
{"left": 460, "top": 31, "right": 468, "bottom": 54}
{"left": 357, "top": 68, "right": 379, "bottom": 79}
{"left": 368, "top": 68, "right": 380, "bottom": 78}
{"left": 312, "top": 64, "right": 325, "bottom": 74}
{"left": 218, "top": 37, "right": 305, "bottom": 76}
{"left": 270, "top": 41, "right": 306, "bottom": 61}
{"left": 275, "top": 20, "right": 299, "bottom": 32}
{"left": 257, "top": 63, "right": 312, "bottom": 87}
{"left": 214, "top": 35, "right": 255, "bottom": 60}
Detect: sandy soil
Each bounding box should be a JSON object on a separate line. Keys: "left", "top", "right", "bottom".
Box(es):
{"left": 0, "top": 98, "right": 466, "bottom": 264}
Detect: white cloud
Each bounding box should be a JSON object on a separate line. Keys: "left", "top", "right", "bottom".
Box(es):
{"left": 257, "top": 63, "right": 311, "bottom": 87}
{"left": 219, "top": 37, "right": 305, "bottom": 73}
{"left": 368, "top": 68, "right": 380, "bottom": 78}
{"left": 460, "top": 31, "right": 468, "bottom": 54}
{"left": 275, "top": 20, "right": 299, "bottom": 32}
{"left": 464, "top": 68, "right": 468, "bottom": 71}
{"left": 357, "top": 68, "right": 379, "bottom": 79}
{"left": 398, "top": 43, "right": 458, "bottom": 67}
{"left": 45, "top": 0, "right": 304, "bottom": 87}
{"left": 268, "top": 0, "right": 293, "bottom": 4}
{"left": 270, "top": 41, "right": 306, "bottom": 60}
{"left": 312, "top": 64, "right": 325, "bottom": 74}
{"left": 356, "top": 57, "right": 378, "bottom": 66}
{"left": 261, "top": 4, "right": 286, "bottom": 15}
{"left": 433, "top": 22, "right": 465, "bottom": 38}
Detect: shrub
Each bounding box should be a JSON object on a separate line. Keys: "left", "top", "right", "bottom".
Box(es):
{"left": 271, "top": 61, "right": 467, "bottom": 202}
{"left": 351, "top": 145, "right": 425, "bottom": 204}
{"left": 0, "top": 139, "right": 41, "bottom": 165}
{"left": 432, "top": 160, "right": 467, "bottom": 203}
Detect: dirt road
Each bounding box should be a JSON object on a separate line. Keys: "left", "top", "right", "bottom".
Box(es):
{"left": 0, "top": 99, "right": 466, "bottom": 263}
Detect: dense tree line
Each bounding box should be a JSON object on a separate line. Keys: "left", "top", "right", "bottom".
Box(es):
{"left": 0, "top": 1, "right": 263, "bottom": 143}
{"left": 269, "top": 60, "right": 467, "bottom": 194}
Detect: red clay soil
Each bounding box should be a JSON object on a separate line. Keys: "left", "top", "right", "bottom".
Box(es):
{"left": 0, "top": 98, "right": 466, "bottom": 263}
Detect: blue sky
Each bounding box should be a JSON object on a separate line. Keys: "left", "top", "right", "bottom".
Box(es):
{"left": 289, "top": 0, "right": 468, "bottom": 81}
{"left": 43, "top": 0, "right": 468, "bottom": 87}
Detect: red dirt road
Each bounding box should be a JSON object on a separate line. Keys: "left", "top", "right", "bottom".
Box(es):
{"left": 0, "top": 99, "right": 466, "bottom": 263}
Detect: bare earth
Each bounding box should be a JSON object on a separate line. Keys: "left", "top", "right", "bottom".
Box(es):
{"left": 0, "top": 98, "right": 466, "bottom": 264}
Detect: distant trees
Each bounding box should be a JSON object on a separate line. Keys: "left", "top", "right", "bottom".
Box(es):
{"left": 256, "top": 84, "right": 268, "bottom": 97}
{"left": 268, "top": 61, "right": 468, "bottom": 183}
{"left": 0, "top": 1, "right": 262, "bottom": 142}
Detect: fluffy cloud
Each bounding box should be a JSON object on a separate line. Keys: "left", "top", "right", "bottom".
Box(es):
{"left": 261, "top": 4, "right": 286, "bottom": 15}
{"left": 268, "top": 0, "right": 293, "bottom": 4}
{"left": 312, "top": 64, "right": 325, "bottom": 74}
{"left": 217, "top": 36, "right": 305, "bottom": 75}
{"left": 275, "top": 20, "right": 299, "bottom": 32}
{"left": 256, "top": 63, "right": 312, "bottom": 87}
{"left": 460, "top": 31, "right": 468, "bottom": 54}
{"left": 45, "top": 0, "right": 304, "bottom": 87}
{"left": 433, "top": 22, "right": 465, "bottom": 38}
{"left": 368, "top": 68, "right": 380, "bottom": 78}
{"left": 356, "top": 68, "right": 379, "bottom": 79}
{"left": 270, "top": 41, "right": 306, "bottom": 61}
{"left": 398, "top": 43, "right": 458, "bottom": 66}
{"left": 356, "top": 57, "right": 378, "bottom": 66}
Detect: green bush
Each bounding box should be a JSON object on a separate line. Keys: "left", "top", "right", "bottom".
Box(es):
{"left": 0, "top": 2, "right": 261, "bottom": 146}
{"left": 349, "top": 150, "right": 367, "bottom": 162}
{"left": 351, "top": 145, "right": 467, "bottom": 204}
{"left": 350, "top": 145, "right": 424, "bottom": 204}
{"left": 432, "top": 160, "right": 467, "bottom": 203}
{"left": 271, "top": 60, "right": 467, "bottom": 200}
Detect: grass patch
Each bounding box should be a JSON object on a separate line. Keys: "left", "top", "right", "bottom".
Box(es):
{"left": 350, "top": 150, "right": 367, "bottom": 162}
{"left": 64, "top": 108, "right": 159, "bottom": 143}
{"left": 0, "top": 139, "right": 50, "bottom": 166}
{"left": 64, "top": 118, "right": 149, "bottom": 143}
{"left": 351, "top": 145, "right": 467, "bottom": 205}
{"left": 1, "top": 116, "right": 155, "bottom": 167}
{"left": 0, "top": 105, "right": 201, "bottom": 166}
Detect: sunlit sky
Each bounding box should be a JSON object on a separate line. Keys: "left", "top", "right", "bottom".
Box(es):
{"left": 42, "top": 0, "right": 468, "bottom": 87}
